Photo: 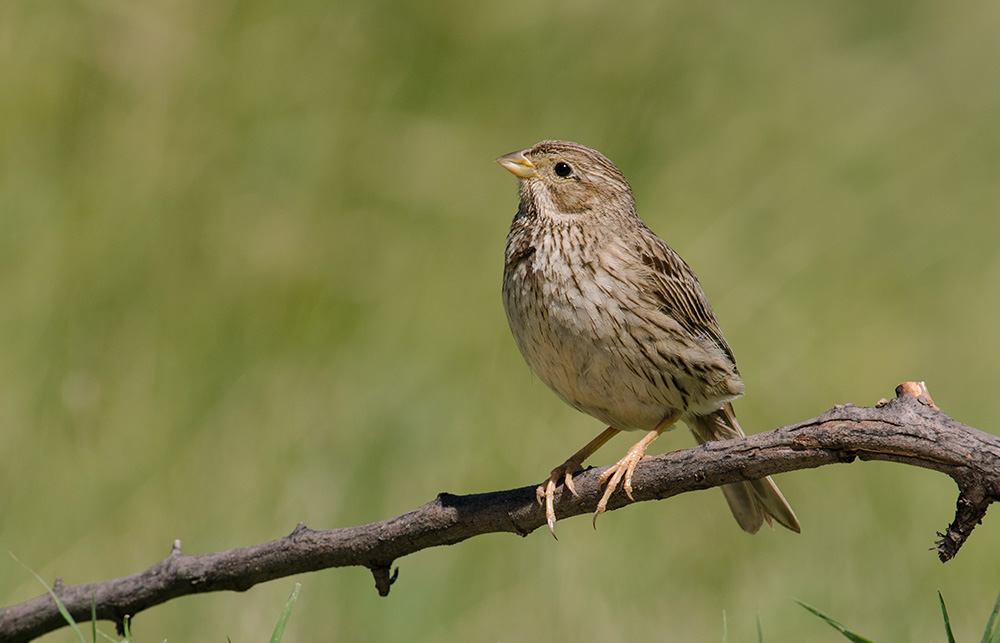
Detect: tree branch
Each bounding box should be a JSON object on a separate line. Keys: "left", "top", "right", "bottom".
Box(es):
{"left": 2, "top": 382, "right": 997, "bottom": 642}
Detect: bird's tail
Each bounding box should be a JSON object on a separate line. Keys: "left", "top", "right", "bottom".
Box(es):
{"left": 687, "top": 403, "right": 801, "bottom": 534}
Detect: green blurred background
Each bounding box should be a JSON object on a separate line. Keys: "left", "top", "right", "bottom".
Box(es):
{"left": 2, "top": 0, "right": 999, "bottom": 640}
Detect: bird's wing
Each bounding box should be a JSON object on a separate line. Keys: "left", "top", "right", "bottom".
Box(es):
{"left": 633, "top": 228, "right": 738, "bottom": 368}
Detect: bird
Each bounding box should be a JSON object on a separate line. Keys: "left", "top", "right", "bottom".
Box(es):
{"left": 496, "top": 139, "right": 800, "bottom": 537}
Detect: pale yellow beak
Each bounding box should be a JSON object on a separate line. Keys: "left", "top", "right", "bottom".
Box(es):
{"left": 496, "top": 149, "right": 538, "bottom": 179}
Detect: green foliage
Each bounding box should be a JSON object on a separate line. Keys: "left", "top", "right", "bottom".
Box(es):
{"left": 942, "top": 590, "right": 958, "bottom": 643}
{"left": 979, "top": 591, "right": 1000, "bottom": 643}
{"left": 800, "top": 591, "right": 1000, "bottom": 643}
{"left": 10, "top": 553, "right": 87, "bottom": 643}
{"left": 797, "top": 600, "right": 876, "bottom": 643}
{"left": 270, "top": 584, "right": 302, "bottom": 643}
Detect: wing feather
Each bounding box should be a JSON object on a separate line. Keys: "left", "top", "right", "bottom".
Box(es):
{"left": 634, "top": 227, "right": 738, "bottom": 369}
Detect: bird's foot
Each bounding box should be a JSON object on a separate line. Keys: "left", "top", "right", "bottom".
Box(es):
{"left": 536, "top": 458, "right": 584, "bottom": 537}
{"left": 593, "top": 428, "right": 662, "bottom": 526}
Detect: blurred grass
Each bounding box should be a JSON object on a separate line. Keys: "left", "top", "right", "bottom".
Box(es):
{"left": 2, "top": 0, "right": 999, "bottom": 640}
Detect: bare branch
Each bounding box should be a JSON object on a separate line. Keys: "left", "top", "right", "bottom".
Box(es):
{"left": 2, "top": 383, "right": 997, "bottom": 642}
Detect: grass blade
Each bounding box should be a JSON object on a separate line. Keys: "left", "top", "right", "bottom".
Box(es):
{"left": 122, "top": 614, "right": 133, "bottom": 642}
{"left": 795, "top": 600, "right": 877, "bottom": 643}
{"left": 939, "top": 591, "right": 956, "bottom": 643}
{"left": 982, "top": 589, "right": 1000, "bottom": 643}
{"left": 756, "top": 611, "right": 763, "bottom": 643}
{"left": 91, "top": 591, "right": 97, "bottom": 643}
{"left": 9, "top": 552, "right": 87, "bottom": 643}
{"left": 270, "top": 582, "right": 303, "bottom": 643}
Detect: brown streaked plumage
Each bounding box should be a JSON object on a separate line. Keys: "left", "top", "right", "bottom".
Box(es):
{"left": 497, "top": 140, "right": 800, "bottom": 536}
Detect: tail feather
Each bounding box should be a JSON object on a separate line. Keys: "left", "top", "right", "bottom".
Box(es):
{"left": 687, "top": 403, "right": 801, "bottom": 534}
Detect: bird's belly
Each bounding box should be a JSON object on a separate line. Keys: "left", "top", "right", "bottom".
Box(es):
{"left": 504, "top": 283, "right": 741, "bottom": 432}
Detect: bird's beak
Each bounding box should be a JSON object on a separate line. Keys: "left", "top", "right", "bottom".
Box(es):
{"left": 495, "top": 149, "right": 538, "bottom": 179}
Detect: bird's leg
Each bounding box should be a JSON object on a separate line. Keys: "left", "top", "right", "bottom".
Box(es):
{"left": 594, "top": 413, "right": 680, "bottom": 526}
{"left": 537, "top": 426, "right": 620, "bottom": 537}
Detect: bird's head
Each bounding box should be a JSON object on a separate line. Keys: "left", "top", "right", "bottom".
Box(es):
{"left": 496, "top": 140, "right": 636, "bottom": 224}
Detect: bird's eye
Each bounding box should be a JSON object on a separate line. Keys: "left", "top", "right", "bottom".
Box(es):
{"left": 554, "top": 161, "right": 572, "bottom": 177}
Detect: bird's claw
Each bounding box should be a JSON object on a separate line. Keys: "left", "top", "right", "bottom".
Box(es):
{"left": 536, "top": 459, "right": 584, "bottom": 537}
{"left": 593, "top": 442, "right": 648, "bottom": 527}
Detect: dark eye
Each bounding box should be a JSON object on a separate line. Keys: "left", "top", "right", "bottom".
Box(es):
{"left": 554, "top": 161, "right": 572, "bottom": 177}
